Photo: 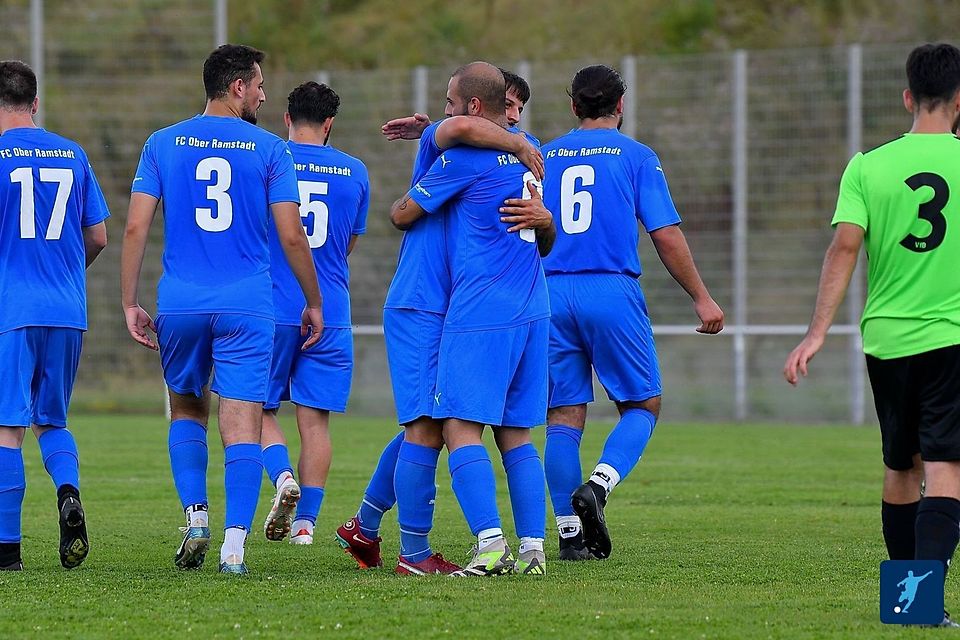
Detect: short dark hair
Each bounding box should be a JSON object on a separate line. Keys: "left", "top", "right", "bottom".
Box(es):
{"left": 203, "top": 44, "right": 265, "bottom": 101}
{"left": 0, "top": 60, "right": 37, "bottom": 111}
{"left": 906, "top": 43, "right": 960, "bottom": 110}
{"left": 569, "top": 64, "right": 625, "bottom": 120}
{"left": 287, "top": 81, "right": 340, "bottom": 125}
{"left": 452, "top": 62, "right": 505, "bottom": 114}
{"left": 500, "top": 68, "right": 530, "bottom": 104}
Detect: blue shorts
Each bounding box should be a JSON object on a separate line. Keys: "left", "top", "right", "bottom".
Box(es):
{"left": 547, "top": 273, "right": 661, "bottom": 408}
{"left": 0, "top": 327, "right": 82, "bottom": 427}
{"left": 265, "top": 325, "right": 353, "bottom": 412}
{"left": 383, "top": 308, "right": 444, "bottom": 425}
{"left": 156, "top": 313, "right": 274, "bottom": 403}
{"left": 433, "top": 318, "right": 549, "bottom": 428}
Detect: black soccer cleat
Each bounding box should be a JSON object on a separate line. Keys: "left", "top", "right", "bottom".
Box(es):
{"left": 0, "top": 542, "right": 22, "bottom": 571}
{"left": 58, "top": 489, "right": 89, "bottom": 569}
{"left": 571, "top": 481, "right": 611, "bottom": 559}
{"left": 558, "top": 531, "right": 595, "bottom": 561}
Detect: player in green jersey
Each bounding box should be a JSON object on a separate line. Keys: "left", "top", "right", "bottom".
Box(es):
{"left": 784, "top": 43, "right": 960, "bottom": 627}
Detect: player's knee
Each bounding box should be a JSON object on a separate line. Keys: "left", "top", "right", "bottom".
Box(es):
{"left": 404, "top": 418, "right": 444, "bottom": 449}
{"left": 493, "top": 426, "right": 531, "bottom": 452}
{"left": 0, "top": 426, "right": 26, "bottom": 448}
{"left": 547, "top": 404, "right": 587, "bottom": 429}
{"left": 617, "top": 396, "right": 661, "bottom": 419}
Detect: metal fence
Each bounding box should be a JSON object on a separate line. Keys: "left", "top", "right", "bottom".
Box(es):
{"left": 2, "top": 0, "right": 927, "bottom": 423}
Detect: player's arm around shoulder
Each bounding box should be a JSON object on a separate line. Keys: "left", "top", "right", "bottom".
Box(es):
{"left": 434, "top": 116, "right": 544, "bottom": 181}
{"left": 381, "top": 113, "right": 432, "bottom": 141}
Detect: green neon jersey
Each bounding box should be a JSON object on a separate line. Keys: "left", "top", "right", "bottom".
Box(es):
{"left": 832, "top": 133, "right": 960, "bottom": 359}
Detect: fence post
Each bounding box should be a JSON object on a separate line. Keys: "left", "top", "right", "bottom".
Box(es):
{"left": 732, "top": 50, "right": 748, "bottom": 422}
{"left": 621, "top": 55, "right": 637, "bottom": 138}
{"left": 516, "top": 60, "right": 532, "bottom": 132}
{"left": 30, "top": 0, "right": 43, "bottom": 127}
{"left": 847, "top": 44, "right": 866, "bottom": 425}
{"left": 214, "top": 0, "right": 227, "bottom": 46}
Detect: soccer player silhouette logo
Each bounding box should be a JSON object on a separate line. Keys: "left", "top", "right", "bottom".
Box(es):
{"left": 896, "top": 570, "right": 933, "bottom": 613}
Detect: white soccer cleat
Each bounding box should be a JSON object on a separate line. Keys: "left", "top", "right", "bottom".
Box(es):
{"left": 289, "top": 527, "right": 314, "bottom": 545}
{"left": 263, "top": 476, "right": 301, "bottom": 541}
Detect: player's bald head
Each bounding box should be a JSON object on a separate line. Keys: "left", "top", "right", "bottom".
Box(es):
{"left": 451, "top": 62, "right": 505, "bottom": 115}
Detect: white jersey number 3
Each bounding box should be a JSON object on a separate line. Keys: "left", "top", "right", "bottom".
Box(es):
{"left": 298, "top": 180, "right": 329, "bottom": 248}
{"left": 195, "top": 157, "right": 233, "bottom": 232}
{"left": 10, "top": 167, "right": 74, "bottom": 240}
{"left": 560, "top": 164, "right": 594, "bottom": 234}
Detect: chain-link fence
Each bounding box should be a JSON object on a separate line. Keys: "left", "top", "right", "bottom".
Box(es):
{"left": 2, "top": 1, "right": 929, "bottom": 423}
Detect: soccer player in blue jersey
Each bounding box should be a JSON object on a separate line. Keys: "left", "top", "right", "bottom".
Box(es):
{"left": 258, "top": 81, "right": 369, "bottom": 546}
{"left": 336, "top": 68, "right": 545, "bottom": 575}
{"left": 527, "top": 65, "right": 723, "bottom": 561}
{"left": 391, "top": 62, "right": 556, "bottom": 577}
{"left": 0, "top": 61, "right": 109, "bottom": 572}
{"left": 120, "top": 45, "right": 323, "bottom": 575}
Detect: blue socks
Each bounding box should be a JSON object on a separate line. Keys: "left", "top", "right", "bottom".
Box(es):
{"left": 544, "top": 425, "right": 583, "bottom": 518}
{"left": 449, "top": 444, "right": 501, "bottom": 536}
{"left": 37, "top": 428, "right": 80, "bottom": 491}
{"left": 502, "top": 443, "right": 546, "bottom": 539}
{"left": 394, "top": 441, "right": 439, "bottom": 563}
{"left": 168, "top": 419, "right": 208, "bottom": 509}
{"left": 598, "top": 408, "right": 656, "bottom": 482}
{"left": 357, "top": 430, "right": 403, "bottom": 538}
{"left": 0, "top": 447, "right": 25, "bottom": 544}
{"left": 262, "top": 443, "right": 294, "bottom": 486}
{"left": 223, "top": 443, "right": 263, "bottom": 531}
{"left": 295, "top": 486, "right": 325, "bottom": 525}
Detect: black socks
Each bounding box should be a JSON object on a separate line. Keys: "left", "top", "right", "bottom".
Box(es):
{"left": 882, "top": 500, "right": 919, "bottom": 560}
{"left": 915, "top": 496, "right": 960, "bottom": 575}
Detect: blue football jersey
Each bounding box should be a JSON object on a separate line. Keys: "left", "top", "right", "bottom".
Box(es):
{"left": 541, "top": 128, "right": 681, "bottom": 277}
{"left": 269, "top": 141, "right": 369, "bottom": 328}
{"left": 0, "top": 127, "right": 110, "bottom": 333}
{"left": 383, "top": 120, "right": 452, "bottom": 313}
{"left": 131, "top": 115, "right": 300, "bottom": 319}
{"left": 409, "top": 144, "right": 549, "bottom": 331}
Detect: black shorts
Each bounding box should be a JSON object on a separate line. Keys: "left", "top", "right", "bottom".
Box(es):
{"left": 866, "top": 344, "right": 960, "bottom": 470}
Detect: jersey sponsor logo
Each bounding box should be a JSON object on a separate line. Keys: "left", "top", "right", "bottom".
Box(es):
{"left": 414, "top": 183, "right": 431, "bottom": 198}
{"left": 440, "top": 154, "right": 451, "bottom": 169}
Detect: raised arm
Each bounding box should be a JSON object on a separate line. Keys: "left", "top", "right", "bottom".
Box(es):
{"left": 783, "top": 222, "right": 864, "bottom": 384}
{"left": 82, "top": 222, "right": 107, "bottom": 268}
{"left": 272, "top": 201, "right": 324, "bottom": 349}
{"left": 649, "top": 224, "right": 724, "bottom": 334}
{"left": 381, "top": 113, "right": 432, "bottom": 141}
{"left": 120, "top": 192, "right": 160, "bottom": 350}
{"left": 434, "top": 116, "right": 543, "bottom": 181}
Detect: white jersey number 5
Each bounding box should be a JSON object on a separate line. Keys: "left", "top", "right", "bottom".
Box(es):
{"left": 298, "top": 180, "right": 329, "bottom": 248}
{"left": 195, "top": 157, "right": 233, "bottom": 232}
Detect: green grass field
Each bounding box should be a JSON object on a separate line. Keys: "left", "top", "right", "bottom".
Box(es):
{"left": 0, "top": 415, "right": 936, "bottom": 639}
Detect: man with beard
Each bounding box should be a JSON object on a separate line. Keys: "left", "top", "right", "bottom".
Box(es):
{"left": 336, "top": 67, "right": 545, "bottom": 575}
{"left": 535, "top": 65, "right": 723, "bottom": 561}
{"left": 259, "top": 81, "right": 370, "bottom": 547}
{"left": 120, "top": 44, "right": 323, "bottom": 575}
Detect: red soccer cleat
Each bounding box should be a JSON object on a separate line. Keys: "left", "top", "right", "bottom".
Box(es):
{"left": 335, "top": 517, "right": 383, "bottom": 568}
{"left": 395, "top": 553, "right": 462, "bottom": 576}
